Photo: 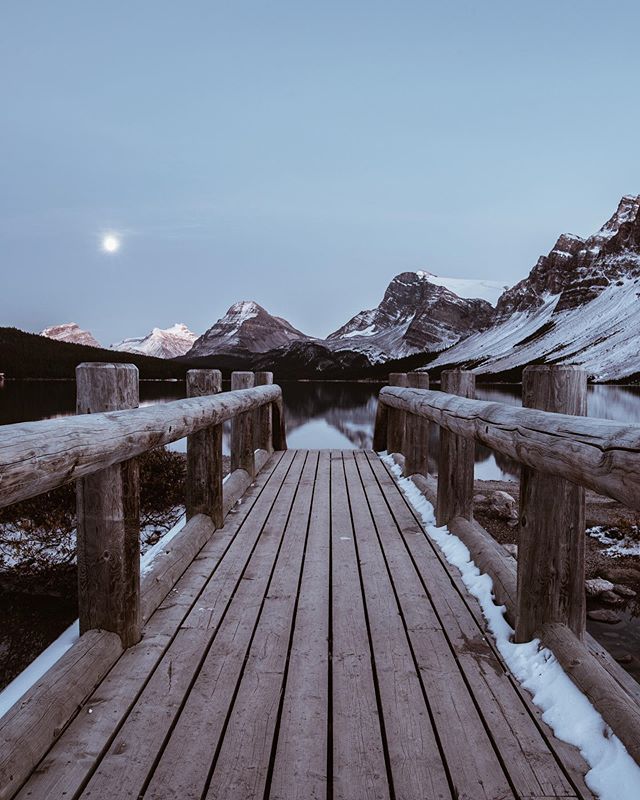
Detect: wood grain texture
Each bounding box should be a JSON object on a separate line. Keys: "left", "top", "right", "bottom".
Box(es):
{"left": 230, "top": 371, "right": 256, "bottom": 476}
{"left": 0, "top": 384, "right": 283, "bottom": 509}
{"left": 186, "top": 369, "right": 223, "bottom": 526}
{"left": 254, "top": 371, "right": 274, "bottom": 452}
{"left": 76, "top": 363, "right": 141, "bottom": 647}
{"left": 517, "top": 365, "right": 587, "bottom": 642}
{"left": 372, "top": 400, "right": 388, "bottom": 452}
{"left": 387, "top": 373, "right": 408, "bottom": 455}
{"left": 378, "top": 384, "right": 640, "bottom": 510}
{"left": 0, "top": 630, "right": 123, "bottom": 800}
{"left": 436, "top": 370, "right": 475, "bottom": 526}
{"left": 404, "top": 372, "right": 429, "bottom": 477}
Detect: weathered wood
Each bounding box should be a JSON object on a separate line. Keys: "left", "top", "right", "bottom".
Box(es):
{"left": 377, "top": 385, "right": 640, "bottom": 511}
{"left": 207, "top": 452, "right": 319, "bottom": 799}
{"left": 186, "top": 369, "right": 223, "bottom": 526}
{"left": 0, "top": 630, "right": 123, "bottom": 800}
{"left": 0, "top": 384, "right": 281, "bottom": 509}
{"left": 254, "top": 371, "right": 273, "bottom": 452}
{"left": 231, "top": 371, "right": 255, "bottom": 476}
{"left": 270, "top": 451, "right": 330, "bottom": 799}
{"left": 372, "top": 400, "right": 388, "bottom": 452}
{"left": 272, "top": 393, "right": 288, "bottom": 451}
{"left": 436, "top": 370, "right": 475, "bottom": 526}
{"left": 404, "top": 372, "right": 429, "bottom": 476}
{"left": 516, "top": 365, "right": 587, "bottom": 643}
{"left": 330, "top": 451, "right": 390, "bottom": 800}
{"left": 76, "top": 363, "right": 141, "bottom": 647}
{"left": 386, "top": 372, "right": 408, "bottom": 454}
{"left": 12, "top": 454, "right": 286, "bottom": 800}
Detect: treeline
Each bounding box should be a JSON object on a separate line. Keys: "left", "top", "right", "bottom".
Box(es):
{"left": 0, "top": 327, "right": 193, "bottom": 380}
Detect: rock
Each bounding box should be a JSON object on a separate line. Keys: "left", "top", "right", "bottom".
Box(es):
{"left": 613, "top": 583, "right": 637, "bottom": 598}
{"left": 503, "top": 543, "right": 518, "bottom": 559}
{"left": 473, "top": 494, "right": 486, "bottom": 505}
{"left": 600, "top": 590, "right": 625, "bottom": 606}
{"left": 600, "top": 566, "right": 640, "bottom": 585}
{"left": 585, "top": 578, "right": 615, "bottom": 597}
{"left": 615, "top": 653, "right": 633, "bottom": 664}
{"left": 587, "top": 609, "right": 622, "bottom": 624}
{"left": 484, "top": 490, "right": 518, "bottom": 522}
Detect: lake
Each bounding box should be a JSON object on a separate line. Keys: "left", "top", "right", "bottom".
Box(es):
{"left": 3, "top": 379, "right": 640, "bottom": 480}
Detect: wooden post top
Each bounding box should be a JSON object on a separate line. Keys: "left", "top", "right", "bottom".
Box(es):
{"left": 522, "top": 365, "right": 586, "bottom": 415}
{"left": 76, "top": 363, "right": 139, "bottom": 413}
{"left": 187, "top": 369, "right": 222, "bottom": 396}
{"left": 389, "top": 372, "right": 409, "bottom": 386}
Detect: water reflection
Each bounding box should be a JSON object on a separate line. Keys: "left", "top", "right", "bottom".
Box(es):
{"left": 3, "top": 379, "right": 640, "bottom": 481}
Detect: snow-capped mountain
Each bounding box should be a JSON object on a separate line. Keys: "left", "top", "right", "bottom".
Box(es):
{"left": 431, "top": 195, "right": 640, "bottom": 381}
{"left": 40, "top": 322, "right": 101, "bottom": 348}
{"left": 112, "top": 323, "right": 197, "bottom": 359}
{"left": 188, "top": 301, "right": 307, "bottom": 358}
{"left": 326, "top": 271, "right": 502, "bottom": 363}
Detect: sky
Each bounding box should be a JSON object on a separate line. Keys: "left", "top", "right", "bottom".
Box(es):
{"left": 1, "top": 0, "right": 640, "bottom": 345}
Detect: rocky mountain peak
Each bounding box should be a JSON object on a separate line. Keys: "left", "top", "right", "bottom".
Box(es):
{"left": 40, "top": 322, "right": 101, "bottom": 348}
{"left": 112, "top": 323, "right": 197, "bottom": 358}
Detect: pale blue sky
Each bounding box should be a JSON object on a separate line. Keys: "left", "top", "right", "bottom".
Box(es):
{"left": 1, "top": 1, "right": 639, "bottom": 344}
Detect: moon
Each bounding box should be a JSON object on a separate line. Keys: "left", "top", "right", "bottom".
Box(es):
{"left": 102, "top": 234, "right": 121, "bottom": 253}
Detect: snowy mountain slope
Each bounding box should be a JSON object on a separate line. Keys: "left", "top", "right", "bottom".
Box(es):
{"left": 112, "top": 323, "right": 197, "bottom": 359}
{"left": 432, "top": 195, "right": 640, "bottom": 381}
{"left": 326, "top": 271, "right": 497, "bottom": 363}
{"left": 188, "top": 301, "right": 307, "bottom": 358}
{"left": 416, "top": 272, "right": 508, "bottom": 306}
{"left": 40, "top": 323, "right": 101, "bottom": 348}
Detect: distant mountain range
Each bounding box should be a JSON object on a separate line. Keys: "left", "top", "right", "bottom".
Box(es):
{"left": 36, "top": 194, "right": 640, "bottom": 382}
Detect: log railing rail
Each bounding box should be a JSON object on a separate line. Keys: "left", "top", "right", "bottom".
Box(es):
{"left": 375, "top": 365, "right": 640, "bottom": 765}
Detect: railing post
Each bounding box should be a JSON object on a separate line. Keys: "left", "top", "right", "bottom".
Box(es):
{"left": 516, "top": 365, "right": 587, "bottom": 643}
{"left": 436, "top": 370, "right": 475, "bottom": 526}
{"left": 254, "top": 371, "right": 274, "bottom": 452}
{"left": 387, "top": 372, "right": 408, "bottom": 454}
{"left": 76, "top": 363, "right": 141, "bottom": 648}
{"left": 231, "top": 371, "right": 255, "bottom": 476}
{"left": 186, "top": 369, "right": 223, "bottom": 527}
{"left": 405, "top": 372, "right": 429, "bottom": 476}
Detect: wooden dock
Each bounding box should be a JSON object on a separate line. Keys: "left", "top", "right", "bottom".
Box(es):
{"left": 1, "top": 365, "right": 640, "bottom": 799}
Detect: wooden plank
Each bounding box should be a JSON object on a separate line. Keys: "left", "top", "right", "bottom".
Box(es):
{"left": 186, "top": 369, "right": 223, "bottom": 526}
{"left": 0, "top": 631, "right": 123, "bottom": 800}
{"left": 137, "top": 451, "right": 309, "bottom": 800}
{"left": 386, "top": 373, "right": 408, "bottom": 454}
{"left": 378, "top": 385, "right": 640, "bottom": 512}
{"left": 12, "top": 453, "right": 287, "bottom": 800}
{"left": 230, "top": 371, "right": 255, "bottom": 476}
{"left": 205, "top": 452, "right": 320, "bottom": 799}
{"left": 435, "top": 370, "right": 475, "bottom": 526}
{"left": 76, "top": 450, "right": 302, "bottom": 800}
{"left": 404, "top": 372, "right": 429, "bottom": 477}
{"left": 0, "top": 384, "right": 281, "bottom": 509}
{"left": 329, "top": 451, "right": 390, "bottom": 800}
{"left": 76, "top": 362, "right": 141, "bottom": 647}
{"left": 516, "top": 365, "right": 587, "bottom": 642}
{"left": 342, "top": 452, "right": 452, "bottom": 800}
{"left": 367, "top": 452, "right": 592, "bottom": 799}
{"left": 269, "top": 451, "right": 331, "bottom": 800}
{"left": 357, "top": 452, "right": 515, "bottom": 800}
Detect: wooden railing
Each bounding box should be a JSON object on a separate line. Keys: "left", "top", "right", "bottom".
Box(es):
{"left": 0, "top": 364, "right": 288, "bottom": 797}
{"left": 375, "top": 365, "right": 640, "bottom": 763}
{"left": 0, "top": 363, "right": 287, "bottom": 647}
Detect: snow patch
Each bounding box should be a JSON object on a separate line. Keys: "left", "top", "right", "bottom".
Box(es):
{"left": 414, "top": 271, "right": 508, "bottom": 306}
{"left": 380, "top": 453, "right": 640, "bottom": 800}
{"left": 588, "top": 526, "right": 640, "bottom": 558}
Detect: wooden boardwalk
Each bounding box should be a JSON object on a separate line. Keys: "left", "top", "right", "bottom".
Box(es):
{"left": 14, "top": 449, "right": 594, "bottom": 800}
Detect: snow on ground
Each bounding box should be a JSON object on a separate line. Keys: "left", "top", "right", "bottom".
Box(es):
{"left": 415, "top": 270, "right": 509, "bottom": 306}
{"left": 588, "top": 526, "right": 640, "bottom": 558}
{"left": 0, "top": 514, "right": 189, "bottom": 722}
{"left": 380, "top": 453, "right": 640, "bottom": 800}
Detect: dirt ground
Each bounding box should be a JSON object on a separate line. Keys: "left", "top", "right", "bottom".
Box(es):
{"left": 474, "top": 479, "right": 640, "bottom": 594}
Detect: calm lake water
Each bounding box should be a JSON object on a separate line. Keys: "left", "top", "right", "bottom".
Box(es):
{"left": 3, "top": 379, "right": 640, "bottom": 481}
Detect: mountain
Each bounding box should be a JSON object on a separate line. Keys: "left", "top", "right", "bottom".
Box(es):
{"left": 430, "top": 195, "right": 640, "bottom": 381}
{"left": 188, "top": 301, "right": 308, "bottom": 358}
{"left": 113, "top": 323, "right": 197, "bottom": 359}
{"left": 0, "top": 327, "right": 193, "bottom": 380}
{"left": 40, "top": 323, "right": 101, "bottom": 348}
{"left": 326, "top": 271, "right": 503, "bottom": 363}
